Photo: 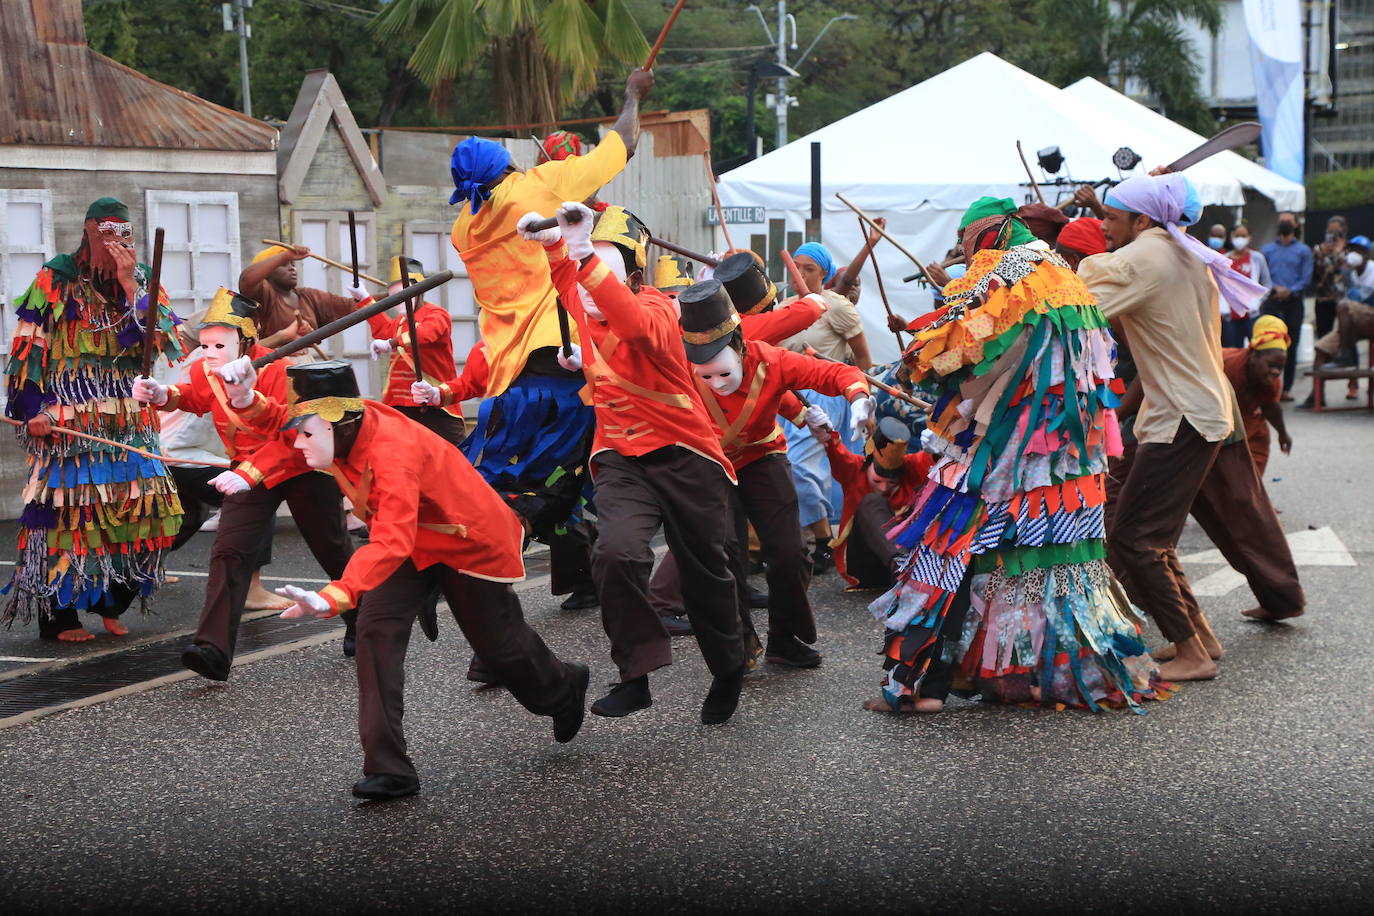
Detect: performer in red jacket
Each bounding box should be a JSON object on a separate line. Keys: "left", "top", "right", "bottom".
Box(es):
{"left": 675, "top": 279, "right": 874, "bottom": 667}
{"left": 808, "top": 413, "right": 932, "bottom": 590}
{"left": 131, "top": 289, "right": 356, "bottom": 680}
{"left": 215, "top": 359, "right": 589, "bottom": 800}
{"left": 518, "top": 202, "right": 748, "bottom": 725}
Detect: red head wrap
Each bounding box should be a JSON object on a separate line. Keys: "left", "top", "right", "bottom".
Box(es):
{"left": 543, "top": 131, "right": 583, "bottom": 161}
{"left": 1056, "top": 218, "right": 1107, "bottom": 257}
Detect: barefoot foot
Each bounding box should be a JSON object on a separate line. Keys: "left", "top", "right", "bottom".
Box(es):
{"left": 163, "top": 574, "right": 181, "bottom": 585}
{"left": 862, "top": 696, "right": 944, "bottom": 714}
{"left": 101, "top": 617, "right": 129, "bottom": 636}
{"left": 245, "top": 587, "right": 293, "bottom": 611}
{"left": 56, "top": 628, "right": 94, "bottom": 642}
{"left": 1242, "top": 605, "right": 1306, "bottom": 622}
{"left": 1155, "top": 656, "right": 1218, "bottom": 681}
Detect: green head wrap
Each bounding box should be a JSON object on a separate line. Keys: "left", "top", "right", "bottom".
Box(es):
{"left": 958, "top": 196, "right": 1037, "bottom": 249}
{"left": 85, "top": 197, "right": 130, "bottom": 221}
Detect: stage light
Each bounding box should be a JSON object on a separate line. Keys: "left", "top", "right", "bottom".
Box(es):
{"left": 1112, "top": 147, "right": 1142, "bottom": 171}
{"left": 1036, "top": 146, "right": 1064, "bottom": 174}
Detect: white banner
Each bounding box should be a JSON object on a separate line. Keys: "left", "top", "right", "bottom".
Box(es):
{"left": 1243, "top": 0, "right": 1304, "bottom": 183}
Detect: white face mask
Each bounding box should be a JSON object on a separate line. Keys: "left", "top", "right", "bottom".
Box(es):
{"left": 692, "top": 345, "right": 744, "bottom": 396}
{"left": 581, "top": 241, "right": 631, "bottom": 322}
{"left": 198, "top": 325, "right": 241, "bottom": 372}
{"left": 1231, "top": 236, "right": 1249, "bottom": 251}
{"left": 1347, "top": 252, "right": 1365, "bottom": 268}
{"left": 293, "top": 414, "right": 337, "bottom": 469}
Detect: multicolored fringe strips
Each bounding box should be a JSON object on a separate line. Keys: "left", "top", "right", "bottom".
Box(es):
{"left": 3, "top": 260, "right": 184, "bottom": 625}
{"left": 869, "top": 245, "right": 1165, "bottom": 713}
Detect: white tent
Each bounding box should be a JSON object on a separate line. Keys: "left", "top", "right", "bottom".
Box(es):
{"left": 718, "top": 52, "right": 1302, "bottom": 364}
{"left": 1062, "top": 76, "right": 1305, "bottom": 212}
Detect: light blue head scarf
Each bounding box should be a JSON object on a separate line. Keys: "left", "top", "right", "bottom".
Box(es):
{"left": 794, "top": 242, "right": 836, "bottom": 284}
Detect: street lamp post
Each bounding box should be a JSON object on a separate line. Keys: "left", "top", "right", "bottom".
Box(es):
{"left": 745, "top": 4, "right": 856, "bottom": 151}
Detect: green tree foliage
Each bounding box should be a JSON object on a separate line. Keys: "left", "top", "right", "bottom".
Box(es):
{"left": 1309, "top": 167, "right": 1374, "bottom": 210}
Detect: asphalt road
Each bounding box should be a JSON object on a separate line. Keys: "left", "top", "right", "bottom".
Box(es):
{"left": 0, "top": 395, "right": 1369, "bottom": 915}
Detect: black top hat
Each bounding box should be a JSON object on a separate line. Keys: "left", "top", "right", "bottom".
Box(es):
{"left": 714, "top": 251, "right": 776, "bottom": 315}
{"left": 678, "top": 279, "right": 741, "bottom": 363}
{"left": 283, "top": 360, "right": 365, "bottom": 430}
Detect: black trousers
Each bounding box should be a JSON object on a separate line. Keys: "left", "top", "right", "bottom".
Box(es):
{"left": 847, "top": 492, "right": 901, "bottom": 589}
{"left": 1315, "top": 298, "right": 1338, "bottom": 341}
{"left": 590, "top": 448, "right": 745, "bottom": 681}
{"left": 394, "top": 405, "right": 467, "bottom": 450}
{"left": 919, "top": 569, "right": 974, "bottom": 701}
{"left": 169, "top": 465, "right": 272, "bottom": 568}
{"left": 356, "top": 561, "right": 579, "bottom": 778}
{"left": 1262, "top": 296, "right": 1304, "bottom": 392}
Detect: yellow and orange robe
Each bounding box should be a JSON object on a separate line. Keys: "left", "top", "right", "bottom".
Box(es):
{"left": 871, "top": 245, "right": 1166, "bottom": 712}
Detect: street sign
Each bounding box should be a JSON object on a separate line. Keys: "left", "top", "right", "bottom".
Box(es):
{"left": 706, "top": 206, "right": 766, "bottom": 226}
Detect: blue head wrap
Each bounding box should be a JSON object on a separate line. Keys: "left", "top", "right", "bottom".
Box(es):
{"left": 450, "top": 138, "right": 513, "bottom": 214}
{"left": 794, "top": 242, "right": 836, "bottom": 283}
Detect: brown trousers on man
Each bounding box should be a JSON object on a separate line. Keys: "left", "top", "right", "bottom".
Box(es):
{"left": 356, "top": 560, "right": 580, "bottom": 778}
{"left": 590, "top": 447, "right": 746, "bottom": 681}
{"left": 1105, "top": 421, "right": 1220, "bottom": 643}
{"left": 195, "top": 471, "right": 354, "bottom": 660}
{"left": 646, "top": 453, "right": 816, "bottom": 644}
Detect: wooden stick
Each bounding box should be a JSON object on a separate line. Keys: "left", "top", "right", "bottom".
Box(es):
{"left": 650, "top": 235, "right": 718, "bottom": 267}
{"left": 347, "top": 212, "right": 360, "bottom": 288}
{"left": 1, "top": 416, "right": 232, "bottom": 469}
{"left": 834, "top": 194, "right": 944, "bottom": 289}
{"left": 779, "top": 249, "right": 809, "bottom": 296}
{"left": 531, "top": 133, "right": 551, "bottom": 161}
{"left": 703, "top": 150, "right": 734, "bottom": 251}
{"left": 802, "top": 347, "right": 931, "bottom": 410}
{"left": 400, "top": 271, "right": 425, "bottom": 400}
{"left": 1017, "top": 140, "right": 1045, "bottom": 206}
{"left": 857, "top": 216, "right": 906, "bottom": 353}
{"left": 251, "top": 271, "right": 453, "bottom": 369}
{"left": 261, "top": 239, "right": 385, "bottom": 286}
{"left": 644, "top": 0, "right": 689, "bottom": 70}
{"left": 141, "top": 228, "right": 166, "bottom": 379}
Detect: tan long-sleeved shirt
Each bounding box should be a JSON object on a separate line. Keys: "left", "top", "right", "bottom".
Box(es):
{"left": 1080, "top": 227, "right": 1235, "bottom": 444}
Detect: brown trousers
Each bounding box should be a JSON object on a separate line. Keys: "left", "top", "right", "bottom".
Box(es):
{"left": 394, "top": 404, "right": 467, "bottom": 450}
{"left": 356, "top": 560, "right": 578, "bottom": 778}
{"left": 590, "top": 447, "right": 746, "bottom": 681}
{"left": 646, "top": 453, "right": 816, "bottom": 644}
{"left": 196, "top": 471, "right": 353, "bottom": 659}
{"left": 1105, "top": 421, "right": 1220, "bottom": 643}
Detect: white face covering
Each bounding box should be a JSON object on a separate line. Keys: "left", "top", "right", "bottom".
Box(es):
{"left": 198, "top": 325, "right": 240, "bottom": 372}
{"left": 1347, "top": 252, "right": 1365, "bottom": 268}
{"left": 580, "top": 241, "right": 630, "bottom": 322}
{"left": 293, "top": 414, "right": 336, "bottom": 469}
{"left": 1231, "top": 236, "right": 1250, "bottom": 251}
{"left": 692, "top": 345, "right": 744, "bottom": 396}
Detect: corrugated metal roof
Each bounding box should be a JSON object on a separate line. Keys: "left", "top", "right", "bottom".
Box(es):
{"left": 0, "top": 0, "right": 277, "bottom": 153}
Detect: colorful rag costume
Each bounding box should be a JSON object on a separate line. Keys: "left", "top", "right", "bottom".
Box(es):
{"left": 4, "top": 205, "right": 184, "bottom": 628}
{"left": 868, "top": 211, "right": 1164, "bottom": 712}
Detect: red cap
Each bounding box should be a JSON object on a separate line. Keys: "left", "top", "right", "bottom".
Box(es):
{"left": 1057, "top": 217, "right": 1107, "bottom": 257}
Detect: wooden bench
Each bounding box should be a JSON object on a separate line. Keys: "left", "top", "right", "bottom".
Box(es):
{"left": 1307, "top": 349, "right": 1374, "bottom": 411}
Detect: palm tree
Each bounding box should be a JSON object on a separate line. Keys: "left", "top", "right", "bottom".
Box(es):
{"left": 372, "top": 0, "right": 650, "bottom": 126}
{"left": 1037, "top": 0, "right": 1223, "bottom": 134}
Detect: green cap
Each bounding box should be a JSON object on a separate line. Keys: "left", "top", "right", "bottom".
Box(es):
{"left": 85, "top": 197, "right": 130, "bottom": 221}
{"left": 958, "top": 196, "right": 1017, "bottom": 229}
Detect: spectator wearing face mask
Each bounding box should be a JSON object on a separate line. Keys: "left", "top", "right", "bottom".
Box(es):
{"left": 1310, "top": 236, "right": 1374, "bottom": 380}
{"left": 1312, "top": 216, "right": 1350, "bottom": 341}
{"left": 1261, "top": 212, "right": 1314, "bottom": 399}
{"left": 1221, "top": 224, "right": 1272, "bottom": 347}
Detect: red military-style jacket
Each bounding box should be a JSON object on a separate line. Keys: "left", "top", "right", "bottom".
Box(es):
{"left": 544, "top": 240, "right": 734, "bottom": 481}
{"left": 364, "top": 300, "right": 462, "bottom": 418}
{"left": 698, "top": 339, "right": 869, "bottom": 473}
{"left": 230, "top": 395, "right": 525, "bottom": 614}
{"left": 740, "top": 294, "right": 825, "bottom": 344}
{"left": 822, "top": 429, "right": 932, "bottom": 586}
{"left": 163, "top": 344, "right": 311, "bottom": 488}
{"left": 436, "top": 342, "right": 491, "bottom": 406}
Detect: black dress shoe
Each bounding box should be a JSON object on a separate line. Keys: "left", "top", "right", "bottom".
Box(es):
{"left": 701, "top": 666, "right": 745, "bottom": 725}
{"left": 765, "top": 634, "right": 822, "bottom": 669}
{"left": 181, "top": 643, "right": 230, "bottom": 682}
{"left": 659, "top": 613, "right": 694, "bottom": 637}
{"left": 351, "top": 773, "right": 420, "bottom": 800}
{"left": 812, "top": 543, "right": 835, "bottom": 574}
{"left": 747, "top": 588, "right": 769, "bottom": 609}
{"left": 466, "top": 655, "right": 500, "bottom": 685}
{"left": 559, "top": 589, "right": 600, "bottom": 611}
{"left": 590, "top": 675, "right": 652, "bottom": 718}
{"left": 552, "top": 663, "right": 591, "bottom": 743}
{"left": 341, "top": 621, "right": 357, "bottom": 658}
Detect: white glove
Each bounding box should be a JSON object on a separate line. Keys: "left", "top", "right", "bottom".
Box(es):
{"left": 218, "top": 356, "right": 257, "bottom": 408}
{"left": 556, "top": 343, "right": 583, "bottom": 372}
{"left": 131, "top": 375, "right": 168, "bottom": 406}
{"left": 557, "top": 201, "right": 596, "bottom": 260}
{"left": 277, "top": 584, "right": 333, "bottom": 620}
{"left": 210, "top": 470, "right": 250, "bottom": 496}
{"left": 849, "top": 395, "right": 876, "bottom": 439}
{"left": 920, "top": 428, "right": 938, "bottom": 452}
{"left": 804, "top": 404, "right": 834, "bottom": 443}
{"left": 698, "top": 253, "right": 723, "bottom": 282}
{"left": 348, "top": 285, "right": 370, "bottom": 302}
{"left": 411, "top": 380, "right": 441, "bottom": 406}
{"left": 516, "top": 210, "right": 562, "bottom": 245}
{"left": 370, "top": 338, "right": 393, "bottom": 360}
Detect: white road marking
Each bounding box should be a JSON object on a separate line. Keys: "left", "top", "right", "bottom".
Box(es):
{"left": 1180, "top": 526, "right": 1356, "bottom": 597}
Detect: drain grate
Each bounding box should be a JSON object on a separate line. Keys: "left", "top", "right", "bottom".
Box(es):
{"left": 0, "top": 614, "right": 341, "bottom": 722}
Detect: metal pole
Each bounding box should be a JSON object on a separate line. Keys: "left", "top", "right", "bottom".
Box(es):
{"left": 237, "top": 1, "right": 252, "bottom": 118}
{"left": 776, "top": 0, "right": 787, "bottom": 150}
